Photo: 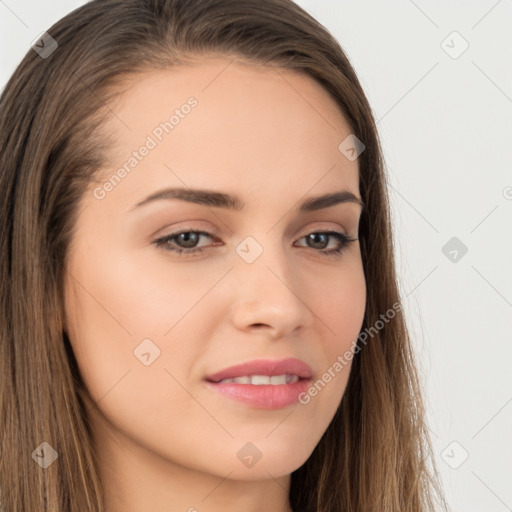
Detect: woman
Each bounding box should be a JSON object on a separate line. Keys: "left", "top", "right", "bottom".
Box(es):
{"left": 0, "top": 0, "right": 447, "bottom": 510}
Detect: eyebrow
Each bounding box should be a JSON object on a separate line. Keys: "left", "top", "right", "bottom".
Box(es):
{"left": 130, "top": 187, "right": 365, "bottom": 213}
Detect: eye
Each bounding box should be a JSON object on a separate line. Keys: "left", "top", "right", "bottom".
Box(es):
{"left": 154, "top": 229, "right": 357, "bottom": 258}
{"left": 294, "top": 231, "right": 357, "bottom": 256}
{"left": 154, "top": 230, "right": 215, "bottom": 258}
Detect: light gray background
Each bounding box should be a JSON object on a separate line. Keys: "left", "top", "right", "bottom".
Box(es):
{"left": 1, "top": 1, "right": 511, "bottom": 511}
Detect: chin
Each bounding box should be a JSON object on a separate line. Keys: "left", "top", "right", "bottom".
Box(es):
{"left": 219, "top": 434, "right": 317, "bottom": 481}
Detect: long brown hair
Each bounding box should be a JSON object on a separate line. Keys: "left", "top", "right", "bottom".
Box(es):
{"left": 0, "top": 1, "right": 447, "bottom": 510}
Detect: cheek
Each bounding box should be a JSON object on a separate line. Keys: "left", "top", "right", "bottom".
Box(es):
{"left": 63, "top": 246, "right": 228, "bottom": 412}
{"left": 62, "top": 252, "right": 174, "bottom": 402}
{"left": 63, "top": 261, "right": 205, "bottom": 453}
{"left": 64, "top": 245, "right": 213, "bottom": 343}
{"left": 311, "top": 256, "right": 366, "bottom": 352}
{"left": 303, "top": 256, "right": 366, "bottom": 402}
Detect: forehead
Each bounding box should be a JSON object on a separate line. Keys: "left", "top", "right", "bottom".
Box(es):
{"left": 94, "top": 56, "right": 360, "bottom": 208}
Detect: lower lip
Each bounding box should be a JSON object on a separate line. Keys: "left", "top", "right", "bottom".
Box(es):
{"left": 204, "top": 379, "right": 311, "bottom": 409}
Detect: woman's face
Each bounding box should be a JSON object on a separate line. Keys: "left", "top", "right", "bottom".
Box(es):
{"left": 64, "top": 56, "right": 366, "bottom": 486}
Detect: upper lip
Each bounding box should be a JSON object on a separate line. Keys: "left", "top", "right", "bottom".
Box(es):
{"left": 205, "top": 357, "right": 313, "bottom": 383}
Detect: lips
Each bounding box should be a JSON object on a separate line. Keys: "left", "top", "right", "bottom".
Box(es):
{"left": 205, "top": 357, "right": 313, "bottom": 383}
{"left": 204, "top": 357, "right": 313, "bottom": 409}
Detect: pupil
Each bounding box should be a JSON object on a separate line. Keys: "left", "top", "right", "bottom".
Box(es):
{"left": 309, "top": 233, "right": 327, "bottom": 249}
{"left": 179, "top": 232, "right": 198, "bottom": 248}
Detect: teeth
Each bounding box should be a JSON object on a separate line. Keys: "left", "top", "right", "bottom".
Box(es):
{"left": 251, "top": 375, "right": 272, "bottom": 385}
{"left": 218, "top": 374, "right": 300, "bottom": 385}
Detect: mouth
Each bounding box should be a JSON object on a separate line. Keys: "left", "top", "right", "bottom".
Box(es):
{"left": 211, "top": 374, "right": 301, "bottom": 385}
{"left": 204, "top": 358, "right": 313, "bottom": 409}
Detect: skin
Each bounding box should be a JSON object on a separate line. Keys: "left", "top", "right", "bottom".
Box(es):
{"left": 63, "top": 56, "right": 366, "bottom": 512}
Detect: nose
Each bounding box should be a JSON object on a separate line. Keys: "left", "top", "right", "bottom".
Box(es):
{"left": 230, "top": 243, "right": 314, "bottom": 339}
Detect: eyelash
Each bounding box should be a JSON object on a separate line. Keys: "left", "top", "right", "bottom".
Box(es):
{"left": 154, "top": 229, "right": 357, "bottom": 258}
